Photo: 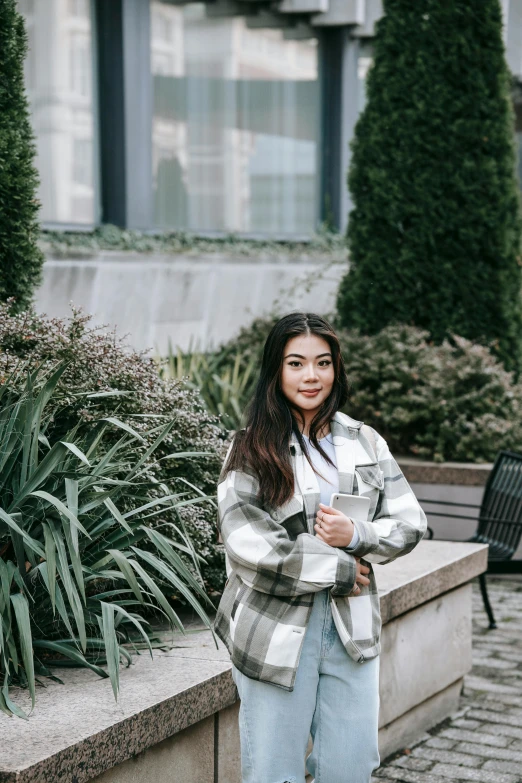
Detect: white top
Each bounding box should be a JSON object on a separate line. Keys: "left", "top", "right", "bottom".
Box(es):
{"left": 301, "top": 433, "right": 359, "bottom": 551}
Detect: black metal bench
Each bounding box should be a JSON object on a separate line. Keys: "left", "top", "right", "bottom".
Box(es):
{"left": 417, "top": 450, "right": 522, "bottom": 629}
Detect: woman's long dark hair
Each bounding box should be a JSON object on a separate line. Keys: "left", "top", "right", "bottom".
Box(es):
{"left": 223, "top": 312, "right": 350, "bottom": 508}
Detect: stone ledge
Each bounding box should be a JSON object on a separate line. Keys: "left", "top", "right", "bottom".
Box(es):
{"left": 0, "top": 658, "right": 236, "bottom": 783}
{"left": 41, "top": 248, "right": 347, "bottom": 266}
{"left": 0, "top": 541, "right": 487, "bottom": 783}
{"left": 376, "top": 540, "right": 488, "bottom": 625}
{"left": 397, "top": 457, "right": 492, "bottom": 487}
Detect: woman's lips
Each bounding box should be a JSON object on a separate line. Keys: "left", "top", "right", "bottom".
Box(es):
{"left": 300, "top": 389, "right": 321, "bottom": 397}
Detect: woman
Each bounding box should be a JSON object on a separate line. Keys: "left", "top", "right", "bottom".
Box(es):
{"left": 214, "top": 312, "right": 427, "bottom": 783}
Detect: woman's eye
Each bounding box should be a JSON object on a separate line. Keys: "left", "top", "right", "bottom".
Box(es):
{"left": 287, "top": 359, "right": 331, "bottom": 368}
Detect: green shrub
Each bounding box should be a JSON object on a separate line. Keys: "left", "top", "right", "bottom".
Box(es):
{"left": 337, "top": 0, "right": 522, "bottom": 374}
{"left": 0, "top": 303, "right": 228, "bottom": 595}
{"left": 338, "top": 324, "right": 522, "bottom": 462}
{"left": 208, "top": 315, "right": 522, "bottom": 463}
{"left": 0, "top": 363, "right": 217, "bottom": 718}
{"left": 0, "top": 1, "right": 45, "bottom": 310}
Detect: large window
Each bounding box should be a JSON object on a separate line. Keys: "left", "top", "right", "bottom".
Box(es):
{"left": 151, "top": 2, "right": 319, "bottom": 236}
{"left": 18, "top": 0, "right": 97, "bottom": 225}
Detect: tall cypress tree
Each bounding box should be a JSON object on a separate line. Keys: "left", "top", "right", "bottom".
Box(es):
{"left": 336, "top": 0, "right": 522, "bottom": 373}
{"left": 0, "top": 0, "right": 44, "bottom": 310}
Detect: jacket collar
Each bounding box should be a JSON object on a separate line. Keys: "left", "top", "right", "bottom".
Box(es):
{"left": 290, "top": 411, "right": 363, "bottom": 516}
{"left": 289, "top": 410, "right": 363, "bottom": 451}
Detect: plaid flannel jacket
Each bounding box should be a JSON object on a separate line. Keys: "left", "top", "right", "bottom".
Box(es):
{"left": 213, "top": 411, "right": 427, "bottom": 691}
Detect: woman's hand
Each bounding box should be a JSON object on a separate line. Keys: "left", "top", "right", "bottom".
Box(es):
{"left": 315, "top": 503, "right": 370, "bottom": 595}
{"left": 314, "top": 502, "right": 355, "bottom": 548}
{"left": 352, "top": 558, "right": 370, "bottom": 595}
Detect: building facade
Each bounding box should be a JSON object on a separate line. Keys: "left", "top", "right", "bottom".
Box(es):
{"left": 18, "top": 0, "right": 522, "bottom": 239}
{"left": 17, "top": 0, "right": 522, "bottom": 351}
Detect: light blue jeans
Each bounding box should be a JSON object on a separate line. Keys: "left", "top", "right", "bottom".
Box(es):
{"left": 231, "top": 587, "right": 380, "bottom": 783}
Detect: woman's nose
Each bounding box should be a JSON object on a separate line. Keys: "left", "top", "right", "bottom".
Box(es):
{"left": 303, "top": 364, "right": 319, "bottom": 381}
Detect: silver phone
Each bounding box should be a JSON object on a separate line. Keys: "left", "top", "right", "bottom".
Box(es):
{"left": 330, "top": 492, "right": 370, "bottom": 521}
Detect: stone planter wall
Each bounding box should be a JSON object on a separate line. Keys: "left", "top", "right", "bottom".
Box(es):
{"left": 0, "top": 542, "right": 487, "bottom": 783}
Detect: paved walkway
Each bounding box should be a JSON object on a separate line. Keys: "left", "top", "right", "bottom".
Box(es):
{"left": 374, "top": 577, "right": 522, "bottom": 783}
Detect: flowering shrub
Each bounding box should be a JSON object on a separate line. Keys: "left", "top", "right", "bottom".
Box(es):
{"left": 0, "top": 303, "right": 228, "bottom": 594}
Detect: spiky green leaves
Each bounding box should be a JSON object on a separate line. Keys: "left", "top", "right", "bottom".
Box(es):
{"left": 0, "top": 363, "right": 217, "bottom": 718}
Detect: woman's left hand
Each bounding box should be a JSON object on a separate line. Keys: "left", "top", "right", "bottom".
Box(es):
{"left": 314, "top": 503, "right": 355, "bottom": 548}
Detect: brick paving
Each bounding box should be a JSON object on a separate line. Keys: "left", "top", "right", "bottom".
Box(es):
{"left": 374, "top": 576, "right": 522, "bottom": 783}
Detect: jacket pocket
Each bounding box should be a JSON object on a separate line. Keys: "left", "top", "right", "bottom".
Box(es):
{"left": 355, "top": 462, "right": 384, "bottom": 491}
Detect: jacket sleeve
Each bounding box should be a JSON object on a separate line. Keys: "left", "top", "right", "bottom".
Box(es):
{"left": 217, "top": 465, "right": 358, "bottom": 597}
{"left": 346, "top": 429, "right": 427, "bottom": 565}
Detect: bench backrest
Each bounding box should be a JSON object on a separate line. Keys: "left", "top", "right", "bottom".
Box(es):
{"left": 478, "top": 450, "right": 522, "bottom": 560}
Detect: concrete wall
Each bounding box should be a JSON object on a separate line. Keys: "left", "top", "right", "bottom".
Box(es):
{"left": 35, "top": 252, "right": 346, "bottom": 353}
{"left": 377, "top": 584, "right": 470, "bottom": 758}
{"left": 90, "top": 584, "right": 472, "bottom": 783}
{"left": 0, "top": 542, "right": 486, "bottom": 783}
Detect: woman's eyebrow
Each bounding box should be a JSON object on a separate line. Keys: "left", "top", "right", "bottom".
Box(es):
{"left": 284, "top": 352, "right": 332, "bottom": 359}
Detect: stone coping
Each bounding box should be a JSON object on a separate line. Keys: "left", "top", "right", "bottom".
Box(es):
{"left": 0, "top": 541, "right": 487, "bottom": 783}
{"left": 375, "top": 540, "right": 487, "bottom": 624}
{"left": 397, "top": 457, "right": 493, "bottom": 487}
{"left": 42, "top": 247, "right": 346, "bottom": 265}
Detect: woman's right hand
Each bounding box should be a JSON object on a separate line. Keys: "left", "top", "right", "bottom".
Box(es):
{"left": 352, "top": 557, "right": 370, "bottom": 595}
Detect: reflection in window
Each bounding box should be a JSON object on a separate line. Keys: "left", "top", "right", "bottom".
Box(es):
{"left": 69, "top": 0, "right": 88, "bottom": 16}
{"left": 18, "top": 0, "right": 96, "bottom": 224}
{"left": 151, "top": 2, "right": 319, "bottom": 236}
{"left": 357, "top": 41, "right": 374, "bottom": 113}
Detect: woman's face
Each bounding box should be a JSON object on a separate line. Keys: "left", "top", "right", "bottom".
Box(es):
{"left": 280, "top": 333, "right": 335, "bottom": 416}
